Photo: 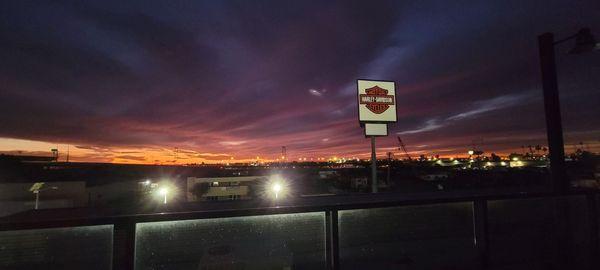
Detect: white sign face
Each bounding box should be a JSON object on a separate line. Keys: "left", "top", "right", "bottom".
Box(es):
{"left": 357, "top": 80, "right": 397, "bottom": 123}
{"left": 365, "top": 123, "right": 388, "bottom": 136}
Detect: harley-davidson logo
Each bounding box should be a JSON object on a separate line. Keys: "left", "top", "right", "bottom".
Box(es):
{"left": 359, "top": 85, "right": 395, "bottom": 114}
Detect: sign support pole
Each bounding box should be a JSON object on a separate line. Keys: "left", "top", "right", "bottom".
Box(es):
{"left": 371, "top": 136, "right": 378, "bottom": 193}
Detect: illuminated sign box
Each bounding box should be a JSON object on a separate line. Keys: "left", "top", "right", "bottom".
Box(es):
{"left": 365, "top": 123, "right": 388, "bottom": 136}
{"left": 357, "top": 79, "right": 397, "bottom": 123}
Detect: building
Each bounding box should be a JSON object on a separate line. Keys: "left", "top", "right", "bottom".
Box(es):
{"left": 187, "top": 176, "right": 267, "bottom": 202}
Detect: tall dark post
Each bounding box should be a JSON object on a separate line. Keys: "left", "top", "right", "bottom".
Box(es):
{"left": 538, "top": 33, "right": 568, "bottom": 194}
{"left": 371, "top": 136, "right": 378, "bottom": 193}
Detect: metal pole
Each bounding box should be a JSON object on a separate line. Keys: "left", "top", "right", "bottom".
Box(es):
{"left": 112, "top": 221, "right": 136, "bottom": 270}
{"left": 326, "top": 210, "right": 340, "bottom": 270}
{"left": 587, "top": 194, "right": 599, "bottom": 270}
{"left": 473, "top": 199, "right": 490, "bottom": 269}
{"left": 371, "top": 136, "right": 378, "bottom": 193}
{"left": 34, "top": 191, "right": 39, "bottom": 210}
{"left": 538, "top": 33, "right": 568, "bottom": 194}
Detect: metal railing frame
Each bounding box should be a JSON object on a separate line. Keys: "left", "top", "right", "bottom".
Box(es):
{"left": 1, "top": 190, "right": 598, "bottom": 270}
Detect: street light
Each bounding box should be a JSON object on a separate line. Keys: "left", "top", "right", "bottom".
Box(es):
{"left": 29, "top": 182, "right": 58, "bottom": 210}
{"left": 266, "top": 175, "right": 288, "bottom": 200}
{"left": 567, "top": 28, "right": 599, "bottom": 54}
{"left": 158, "top": 187, "right": 169, "bottom": 204}
{"left": 272, "top": 183, "right": 282, "bottom": 199}
{"left": 538, "top": 27, "right": 598, "bottom": 194}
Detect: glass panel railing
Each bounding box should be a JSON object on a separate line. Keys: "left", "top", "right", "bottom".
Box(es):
{"left": 488, "top": 197, "right": 560, "bottom": 268}
{"left": 338, "top": 202, "right": 476, "bottom": 269}
{"left": 0, "top": 225, "right": 113, "bottom": 270}
{"left": 135, "top": 212, "right": 326, "bottom": 270}
{"left": 488, "top": 196, "right": 598, "bottom": 269}
{"left": 566, "top": 195, "right": 593, "bottom": 270}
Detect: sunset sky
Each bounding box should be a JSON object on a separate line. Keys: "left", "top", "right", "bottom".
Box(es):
{"left": 1, "top": 1, "right": 599, "bottom": 164}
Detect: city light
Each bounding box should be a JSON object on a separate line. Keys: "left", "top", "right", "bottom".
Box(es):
{"left": 468, "top": 150, "right": 474, "bottom": 155}
{"left": 510, "top": 160, "right": 524, "bottom": 167}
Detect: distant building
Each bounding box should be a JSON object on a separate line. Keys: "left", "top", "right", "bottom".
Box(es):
{"left": 187, "top": 176, "right": 267, "bottom": 202}
{"left": 0, "top": 154, "right": 57, "bottom": 163}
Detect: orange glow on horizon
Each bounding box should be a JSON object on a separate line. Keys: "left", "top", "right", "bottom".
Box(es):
{"left": 1, "top": 137, "right": 598, "bottom": 165}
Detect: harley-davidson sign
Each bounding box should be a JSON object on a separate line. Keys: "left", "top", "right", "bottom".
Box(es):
{"left": 357, "top": 80, "right": 397, "bottom": 123}
{"left": 359, "top": 86, "right": 395, "bottom": 114}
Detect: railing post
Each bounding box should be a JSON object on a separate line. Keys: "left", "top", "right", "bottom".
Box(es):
{"left": 553, "top": 196, "right": 571, "bottom": 269}
{"left": 473, "top": 200, "right": 489, "bottom": 270}
{"left": 112, "top": 220, "right": 136, "bottom": 270}
{"left": 587, "top": 194, "right": 599, "bottom": 270}
{"left": 326, "top": 210, "right": 340, "bottom": 270}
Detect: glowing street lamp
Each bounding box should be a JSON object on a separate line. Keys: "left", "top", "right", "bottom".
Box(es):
{"left": 158, "top": 187, "right": 169, "bottom": 204}
{"left": 29, "top": 182, "right": 58, "bottom": 210}
{"left": 272, "top": 183, "right": 282, "bottom": 199}
{"left": 266, "top": 175, "right": 289, "bottom": 200}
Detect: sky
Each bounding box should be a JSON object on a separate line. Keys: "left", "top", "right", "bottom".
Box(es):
{"left": 1, "top": 0, "right": 599, "bottom": 164}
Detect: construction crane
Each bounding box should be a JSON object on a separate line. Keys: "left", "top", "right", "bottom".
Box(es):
{"left": 397, "top": 136, "right": 412, "bottom": 161}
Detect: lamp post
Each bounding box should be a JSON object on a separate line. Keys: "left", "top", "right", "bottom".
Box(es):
{"left": 272, "top": 183, "right": 282, "bottom": 199}
{"left": 158, "top": 187, "right": 168, "bottom": 204}
{"left": 32, "top": 186, "right": 58, "bottom": 210}
{"left": 537, "top": 27, "right": 598, "bottom": 194}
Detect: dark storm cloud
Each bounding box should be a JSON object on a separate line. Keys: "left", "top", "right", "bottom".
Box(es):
{"left": 1, "top": 0, "right": 599, "bottom": 158}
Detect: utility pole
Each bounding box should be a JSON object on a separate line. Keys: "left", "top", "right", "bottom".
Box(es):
{"left": 538, "top": 32, "right": 568, "bottom": 194}
{"left": 537, "top": 28, "right": 598, "bottom": 269}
